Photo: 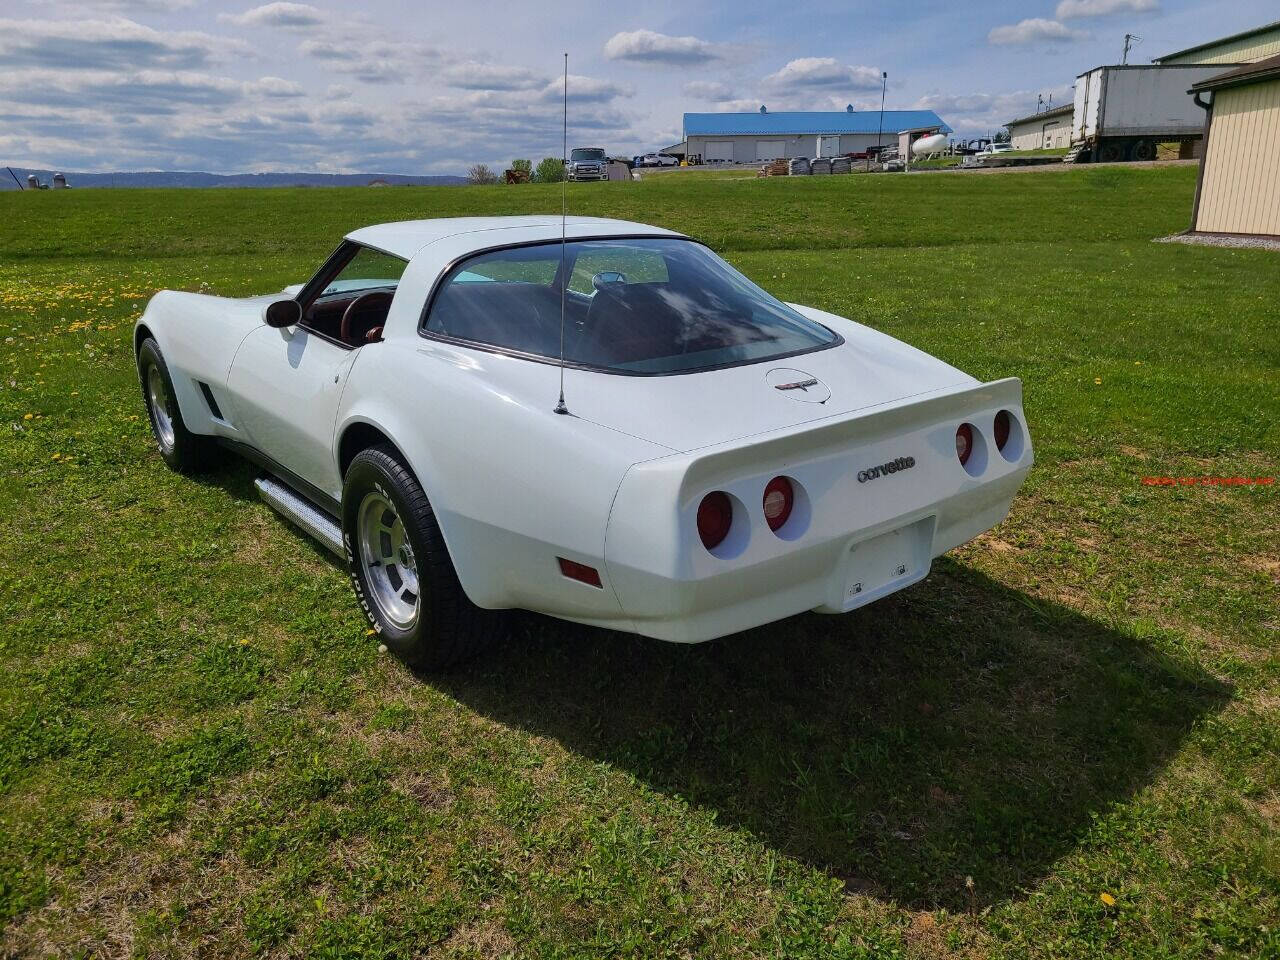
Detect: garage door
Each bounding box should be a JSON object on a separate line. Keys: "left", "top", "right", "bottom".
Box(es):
{"left": 705, "top": 141, "right": 734, "bottom": 162}
{"left": 755, "top": 140, "right": 785, "bottom": 160}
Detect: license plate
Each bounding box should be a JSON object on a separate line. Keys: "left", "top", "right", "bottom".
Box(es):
{"left": 841, "top": 517, "right": 932, "bottom": 610}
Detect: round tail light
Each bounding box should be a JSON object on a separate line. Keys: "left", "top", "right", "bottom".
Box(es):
{"left": 697, "top": 492, "right": 733, "bottom": 550}
{"left": 994, "top": 410, "right": 1012, "bottom": 451}
{"left": 763, "top": 476, "right": 794, "bottom": 533}
{"left": 956, "top": 423, "right": 974, "bottom": 466}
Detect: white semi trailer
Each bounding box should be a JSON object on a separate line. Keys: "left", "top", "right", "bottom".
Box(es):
{"left": 1067, "top": 63, "right": 1242, "bottom": 163}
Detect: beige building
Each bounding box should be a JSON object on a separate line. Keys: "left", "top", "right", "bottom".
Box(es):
{"left": 1004, "top": 104, "right": 1073, "bottom": 151}
{"left": 1188, "top": 55, "right": 1280, "bottom": 237}
{"left": 1155, "top": 19, "right": 1280, "bottom": 66}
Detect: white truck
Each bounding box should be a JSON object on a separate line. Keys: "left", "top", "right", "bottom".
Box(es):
{"left": 1066, "top": 63, "right": 1241, "bottom": 163}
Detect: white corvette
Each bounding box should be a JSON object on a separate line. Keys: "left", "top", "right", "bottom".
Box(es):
{"left": 135, "top": 216, "right": 1032, "bottom": 668}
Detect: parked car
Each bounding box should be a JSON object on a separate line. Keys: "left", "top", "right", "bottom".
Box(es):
{"left": 566, "top": 147, "right": 608, "bottom": 181}
{"left": 977, "top": 142, "right": 1014, "bottom": 158}
{"left": 788, "top": 157, "right": 811, "bottom": 175}
{"left": 830, "top": 156, "right": 852, "bottom": 174}
{"left": 641, "top": 153, "right": 679, "bottom": 167}
{"left": 135, "top": 216, "right": 1032, "bottom": 669}
{"left": 811, "top": 158, "right": 832, "bottom": 175}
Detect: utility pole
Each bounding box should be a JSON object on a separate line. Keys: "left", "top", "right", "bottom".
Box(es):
{"left": 872, "top": 70, "right": 887, "bottom": 172}
{"left": 1122, "top": 33, "right": 1142, "bottom": 64}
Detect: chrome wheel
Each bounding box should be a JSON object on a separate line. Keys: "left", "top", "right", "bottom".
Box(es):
{"left": 357, "top": 491, "right": 420, "bottom": 630}
{"left": 146, "top": 363, "right": 175, "bottom": 452}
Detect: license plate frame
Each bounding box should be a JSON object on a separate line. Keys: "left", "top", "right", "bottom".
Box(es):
{"left": 839, "top": 516, "right": 934, "bottom": 611}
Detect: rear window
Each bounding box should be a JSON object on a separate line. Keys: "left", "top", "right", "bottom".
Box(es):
{"left": 422, "top": 238, "right": 839, "bottom": 375}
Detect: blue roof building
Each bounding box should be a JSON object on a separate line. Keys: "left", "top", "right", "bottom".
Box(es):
{"left": 684, "top": 109, "right": 951, "bottom": 137}
{"left": 682, "top": 106, "right": 951, "bottom": 164}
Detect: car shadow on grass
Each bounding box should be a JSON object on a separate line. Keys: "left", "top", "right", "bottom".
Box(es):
{"left": 432, "top": 558, "right": 1228, "bottom": 911}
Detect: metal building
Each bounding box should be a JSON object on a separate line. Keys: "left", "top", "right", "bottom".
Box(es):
{"left": 1004, "top": 104, "right": 1073, "bottom": 151}
{"left": 1155, "top": 19, "right": 1280, "bottom": 66}
{"left": 1188, "top": 55, "right": 1280, "bottom": 237}
{"left": 683, "top": 107, "right": 951, "bottom": 165}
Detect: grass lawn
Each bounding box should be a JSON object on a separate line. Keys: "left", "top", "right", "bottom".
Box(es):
{"left": 1, "top": 167, "right": 1277, "bottom": 958}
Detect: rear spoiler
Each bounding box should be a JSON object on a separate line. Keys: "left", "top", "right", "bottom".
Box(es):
{"left": 676, "top": 377, "right": 1025, "bottom": 496}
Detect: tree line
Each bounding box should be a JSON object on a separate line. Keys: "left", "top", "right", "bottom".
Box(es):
{"left": 467, "top": 158, "right": 566, "bottom": 185}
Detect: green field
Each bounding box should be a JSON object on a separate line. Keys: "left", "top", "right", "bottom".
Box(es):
{"left": 2, "top": 168, "right": 1277, "bottom": 958}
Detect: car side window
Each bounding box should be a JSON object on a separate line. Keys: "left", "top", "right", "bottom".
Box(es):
{"left": 452, "top": 258, "right": 557, "bottom": 285}
{"left": 321, "top": 247, "right": 408, "bottom": 297}
{"left": 568, "top": 249, "right": 668, "bottom": 296}
{"left": 424, "top": 247, "right": 563, "bottom": 354}
{"left": 421, "top": 238, "right": 837, "bottom": 374}
{"left": 299, "top": 243, "right": 409, "bottom": 347}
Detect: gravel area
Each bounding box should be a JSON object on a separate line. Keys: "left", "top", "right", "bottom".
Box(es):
{"left": 928, "top": 158, "right": 1200, "bottom": 175}
{"left": 1156, "top": 232, "right": 1280, "bottom": 251}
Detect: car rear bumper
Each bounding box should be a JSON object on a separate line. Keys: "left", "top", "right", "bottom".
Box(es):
{"left": 601, "top": 378, "right": 1033, "bottom": 643}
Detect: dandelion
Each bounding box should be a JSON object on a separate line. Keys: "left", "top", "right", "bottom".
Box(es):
{"left": 23, "top": 413, "right": 33, "bottom": 420}
{"left": 366, "top": 628, "right": 376, "bottom": 636}
{"left": 1094, "top": 377, "right": 1102, "bottom": 385}
{"left": 1100, "top": 892, "right": 1116, "bottom": 907}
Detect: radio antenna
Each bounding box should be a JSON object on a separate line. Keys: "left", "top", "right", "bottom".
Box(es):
{"left": 554, "top": 52, "right": 571, "bottom": 415}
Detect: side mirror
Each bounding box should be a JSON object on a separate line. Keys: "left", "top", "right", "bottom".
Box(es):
{"left": 264, "top": 298, "right": 301, "bottom": 328}
{"left": 592, "top": 271, "right": 626, "bottom": 291}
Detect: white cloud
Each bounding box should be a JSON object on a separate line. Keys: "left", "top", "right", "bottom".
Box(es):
{"left": 298, "top": 35, "right": 437, "bottom": 83}
{"left": 253, "top": 75, "right": 305, "bottom": 97}
{"left": 707, "top": 99, "right": 769, "bottom": 113}
{"left": 0, "top": 17, "right": 244, "bottom": 71}
{"left": 1056, "top": 0, "right": 1157, "bottom": 18}
{"left": 78, "top": 0, "right": 196, "bottom": 9}
{"left": 988, "top": 19, "right": 1088, "bottom": 45}
{"left": 914, "top": 85, "right": 1075, "bottom": 135}
{"left": 0, "top": 68, "right": 246, "bottom": 115}
{"left": 538, "top": 74, "right": 625, "bottom": 104}
{"left": 763, "top": 58, "right": 882, "bottom": 90}
{"left": 683, "top": 80, "right": 736, "bottom": 101}
{"left": 440, "top": 62, "right": 547, "bottom": 91}
{"left": 603, "top": 29, "right": 721, "bottom": 65}
{"left": 218, "top": 3, "right": 325, "bottom": 29}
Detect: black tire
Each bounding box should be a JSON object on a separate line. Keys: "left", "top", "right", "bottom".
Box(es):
{"left": 1130, "top": 139, "right": 1156, "bottom": 162}
{"left": 342, "top": 444, "right": 498, "bottom": 670}
{"left": 137, "top": 337, "right": 219, "bottom": 473}
{"left": 1098, "top": 141, "right": 1125, "bottom": 163}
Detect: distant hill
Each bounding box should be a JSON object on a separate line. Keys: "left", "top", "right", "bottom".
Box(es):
{"left": 1, "top": 169, "right": 468, "bottom": 190}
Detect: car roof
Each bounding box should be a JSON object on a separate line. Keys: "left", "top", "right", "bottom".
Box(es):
{"left": 346, "top": 216, "right": 682, "bottom": 260}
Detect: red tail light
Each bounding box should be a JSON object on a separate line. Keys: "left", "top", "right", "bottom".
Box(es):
{"left": 994, "top": 410, "right": 1012, "bottom": 451}
{"left": 763, "top": 476, "right": 794, "bottom": 533}
{"left": 956, "top": 423, "right": 974, "bottom": 466}
{"left": 697, "top": 492, "right": 733, "bottom": 550}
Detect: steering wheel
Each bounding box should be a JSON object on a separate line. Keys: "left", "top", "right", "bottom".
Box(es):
{"left": 340, "top": 290, "right": 394, "bottom": 346}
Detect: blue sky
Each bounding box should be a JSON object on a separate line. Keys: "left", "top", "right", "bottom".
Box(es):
{"left": 0, "top": 0, "right": 1273, "bottom": 174}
